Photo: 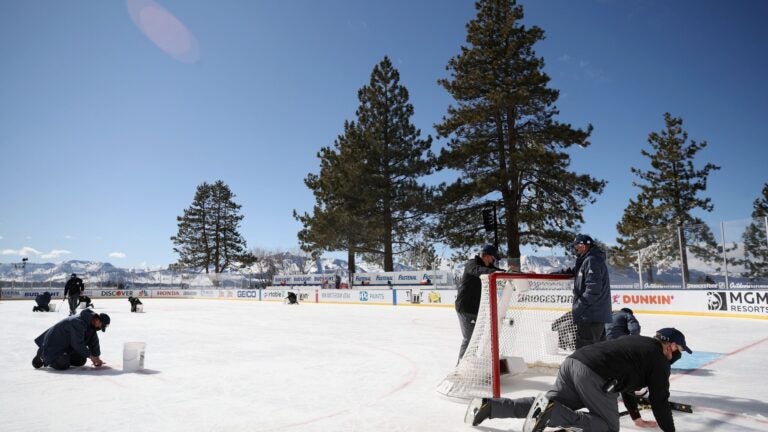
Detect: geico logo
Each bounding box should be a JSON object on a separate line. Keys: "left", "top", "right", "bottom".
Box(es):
{"left": 237, "top": 291, "right": 259, "bottom": 298}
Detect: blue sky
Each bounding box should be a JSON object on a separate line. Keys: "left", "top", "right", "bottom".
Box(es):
{"left": 1, "top": 0, "right": 766, "bottom": 268}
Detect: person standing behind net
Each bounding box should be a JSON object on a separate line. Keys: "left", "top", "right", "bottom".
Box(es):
{"left": 569, "top": 235, "right": 612, "bottom": 349}
{"left": 455, "top": 244, "right": 503, "bottom": 363}
{"left": 606, "top": 307, "right": 641, "bottom": 340}
{"left": 63, "top": 273, "right": 84, "bottom": 316}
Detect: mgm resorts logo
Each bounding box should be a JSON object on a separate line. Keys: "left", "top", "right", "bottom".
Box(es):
{"left": 706, "top": 291, "right": 727, "bottom": 311}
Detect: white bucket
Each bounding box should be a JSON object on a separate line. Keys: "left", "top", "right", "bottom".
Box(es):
{"left": 136, "top": 304, "right": 144, "bottom": 313}
{"left": 48, "top": 303, "right": 57, "bottom": 312}
{"left": 123, "top": 342, "right": 146, "bottom": 372}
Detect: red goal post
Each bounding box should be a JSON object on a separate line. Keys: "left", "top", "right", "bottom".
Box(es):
{"left": 437, "top": 272, "right": 575, "bottom": 399}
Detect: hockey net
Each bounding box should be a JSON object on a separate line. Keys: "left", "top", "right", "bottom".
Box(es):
{"left": 437, "top": 273, "right": 575, "bottom": 399}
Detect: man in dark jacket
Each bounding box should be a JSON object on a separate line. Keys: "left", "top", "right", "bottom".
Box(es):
{"left": 32, "top": 309, "right": 111, "bottom": 370}
{"left": 78, "top": 295, "right": 94, "bottom": 309}
{"left": 33, "top": 291, "right": 53, "bottom": 312}
{"left": 569, "top": 234, "right": 612, "bottom": 348}
{"left": 128, "top": 296, "right": 143, "bottom": 312}
{"left": 466, "top": 327, "right": 692, "bottom": 432}
{"left": 63, "top": 273, "right": 85, "bottom": 316}
{"left": 455, "top": 244, "right": 503, "bottom": 362}
{"left": 606, "top": 308, "right": 641, "bottom": 340}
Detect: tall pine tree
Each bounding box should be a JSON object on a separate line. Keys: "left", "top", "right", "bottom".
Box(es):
{"left": 296, "top": 57, "right": 434, "bottom": 272}
{"left": 355, "top": 56, "right": 434, "bottom": 270}
{"left": 294, "top": 120, "right": 376, "bottom": 276}
{"left": 171, "top": 180, "right": 250, "bottom": 274}
{"left": 434, "top": 0, "right": 605, "bottom": 259}
{"left": 615, "top": 113, "right": 720, "bottom": 284}
{"left": 740, "top": 184, "right": 768, "bottom": 280}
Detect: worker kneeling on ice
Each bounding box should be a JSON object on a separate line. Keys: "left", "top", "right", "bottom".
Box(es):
{"left": 128, "top": 296, "right": 143, "bottom": 312}
{"left": 285, "top": 291, "right": 299, "bottom": 305}
{"left": 32, "top": 291, "right": 53, "bottom": 312}
{"left": 466, "top": 327, "right": 691, "bottom": 432}
{"left": 32, "top": 309, "right": 111, "bottom": 370}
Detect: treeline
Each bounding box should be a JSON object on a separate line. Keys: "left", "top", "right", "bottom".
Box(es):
{"left": 168, "top": 0, "right": 768, "bottom": 281}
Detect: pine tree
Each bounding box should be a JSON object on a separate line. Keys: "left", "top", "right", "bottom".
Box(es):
{"left": 740, "top": 184, "right": 768, "bottom": 280}
{"left": 294, "top": 120, "right": 377, "bottom": 276}
{"left": 171, "top": 181, "right": 250, "bottom": 275}
{"left": 433, "top": 0, "right": 605, "bottom": 260}
{"left": 355, "top": 56, "right": 435, "bottom": 270}
{"left": 615, "top": 113, "right": 721, "bottom": 284}
{"left": 402, "top": 240, "right": 441, "bottom": 270}
{"left": 296, "top": 57, "right": 434, "bottom": 272}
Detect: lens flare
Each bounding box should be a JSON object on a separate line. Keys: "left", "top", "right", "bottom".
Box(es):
{"left": 126, "top": 0, "right": 200, "bottom": 63}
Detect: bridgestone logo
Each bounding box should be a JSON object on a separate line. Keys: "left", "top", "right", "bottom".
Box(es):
{"left": 517, "top": 294, "right": 573, "bottom": 304}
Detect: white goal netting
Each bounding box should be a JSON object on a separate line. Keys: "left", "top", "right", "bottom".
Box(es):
{"left": 437, "top": 273, "right": 575, "bottom": 399}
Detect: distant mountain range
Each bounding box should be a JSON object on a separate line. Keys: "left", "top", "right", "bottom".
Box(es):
{"left": 2, "top": 251, "right": 745, "bottom": 288}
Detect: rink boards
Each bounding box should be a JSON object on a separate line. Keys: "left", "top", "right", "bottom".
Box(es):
{"left": 2, "top": 286, "right": 766, "bottom": 319}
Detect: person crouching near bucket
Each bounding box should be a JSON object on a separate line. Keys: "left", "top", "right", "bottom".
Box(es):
{"left": 32, "top": 309, "right": 110, "bottom": 370}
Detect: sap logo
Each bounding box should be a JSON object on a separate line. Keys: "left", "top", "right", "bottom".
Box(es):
{"left": 706, "top": 292, "right": 727, "bottom": 311}
{"left": 359, "top": 291, "right": 369, "bottom": 302}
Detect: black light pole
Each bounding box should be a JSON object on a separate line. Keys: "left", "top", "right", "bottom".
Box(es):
{"left": 482, "top": 205, "right": 499, "bottom": 249}
{"left": 22, "top": 257, "right": 28, "bottom": 288}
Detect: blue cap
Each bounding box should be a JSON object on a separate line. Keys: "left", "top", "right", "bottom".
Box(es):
{"left": 656, "top": 327, "right": 692, "bottom": 354}
{"left": 569, "top": 234, "right": 594, "bottom": 248}
{"left": 481, "top": 244, "right": 500, "bottom": 260}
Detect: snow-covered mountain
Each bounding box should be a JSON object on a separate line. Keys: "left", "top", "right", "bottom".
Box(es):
{"left": 0, "top": 253, "right": 748, "bottom": 287}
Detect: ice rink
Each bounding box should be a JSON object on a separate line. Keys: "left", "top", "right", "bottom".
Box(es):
{"left": 1, "top": 298, "right": 767, "bottom": 431}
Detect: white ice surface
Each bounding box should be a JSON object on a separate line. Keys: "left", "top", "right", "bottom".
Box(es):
{"left": 1, "top": 299, "right": 767, "bottom": 431}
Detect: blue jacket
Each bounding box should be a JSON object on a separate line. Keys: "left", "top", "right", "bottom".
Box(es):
{"left": 572, "top": 246, "right": 612, "bottom": 324}
{"left": 606, "top": 308, "right": 641, "bottom": 340}
{"left": 34, "top": 309, "right": 101, "bottom": 364}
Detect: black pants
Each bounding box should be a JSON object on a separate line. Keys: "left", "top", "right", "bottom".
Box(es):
{"left": 49, "top": 351, "right": 88, "bottom": 370}
{"left": 456, "top": 311, "right": 477, "bottom": 363}
{"left": 68, "top": 296, "right": 80, "bottom": 315}
{"left": 575, "top": 322, "right": 606, "bottom": 349}
{"left": 33, "top": 305, "right": 50, "bottom": 312}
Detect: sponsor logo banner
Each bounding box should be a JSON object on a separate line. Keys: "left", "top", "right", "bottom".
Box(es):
{"left": 707, "top": 290, "right": 768, "bottom": 314}
{"left": 154, "top": 290, "right": 182, "bottom": 297}
{"left": 100, "top": 290, "right": 135, "bottom": 297}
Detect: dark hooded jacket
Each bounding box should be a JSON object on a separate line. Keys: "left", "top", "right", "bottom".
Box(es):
{"left": 455, "top": 256, "right": 501, "bottom": 314}
{"left": 605, "top": 308, "right": 641, "bottom": 340}
{"left": 570, "top": 335, "right": 676, "bottom": 432}
{"left": 34, "top": 309, "right": 101, "bottom": 365}
{"left": 63, "top": 276, "right": 84, "bottom": 298}
{"left": 35, "top": 292, "right": 52, "bottom": 307}
{"left": 572, "top": 246, "right": 612, "bottom": 324}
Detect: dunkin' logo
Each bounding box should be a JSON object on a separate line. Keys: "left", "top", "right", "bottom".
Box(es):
{"left": 706, "top": 292, "right": 727, "bottom": 311}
